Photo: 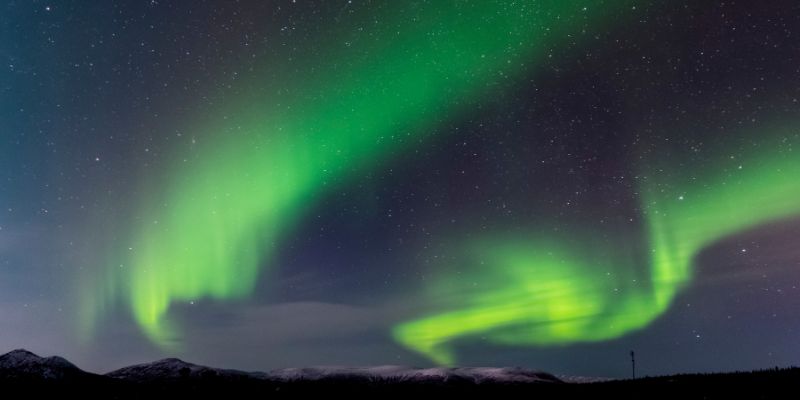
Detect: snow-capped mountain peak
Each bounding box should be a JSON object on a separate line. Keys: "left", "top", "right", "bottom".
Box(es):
{"left": 106, "top": 357, "right": 265, "bottom": 382}
{"left": 0, "top": 349, "right": 91, "bottom": 380}
{"left": 265, "top": 366, "right": 561, "bottom": 384}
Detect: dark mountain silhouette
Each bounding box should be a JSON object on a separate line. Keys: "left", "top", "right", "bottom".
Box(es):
{"left": 107, "top": 357, "right": 265, "bottom": 383}
{"left": 0, "top": 349, "right": 101, "bottom": 382}
{"left": 106, "top": 357, "right": 559, "bottom": 384}
{"left": 0, "top": 349, "right": 798, "bottom": 399}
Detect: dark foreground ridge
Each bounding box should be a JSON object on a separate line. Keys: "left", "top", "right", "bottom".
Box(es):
{"left": 0, "top": 349, "right": 797, "bottom": 399}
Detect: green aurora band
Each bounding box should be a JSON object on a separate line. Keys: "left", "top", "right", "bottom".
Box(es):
{"left": 82, "top": 1, "right": 625, "bottom": 347}
{"left": 393, "top": 130, "right": 800, "bottom": 365}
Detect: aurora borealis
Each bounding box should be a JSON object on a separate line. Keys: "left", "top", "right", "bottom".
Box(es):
{"left": 394, "top": 129, "right": 800, "bottom": 365}
{"left": 3, "top": 0, "right": 800, "bottom": 377}
{"left": 80, "top": 0, "right": 623, "bottom": 349}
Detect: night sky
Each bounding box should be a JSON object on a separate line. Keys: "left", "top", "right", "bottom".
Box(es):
{"left": 2, "top": 0, "right": 800, "bottom": 378}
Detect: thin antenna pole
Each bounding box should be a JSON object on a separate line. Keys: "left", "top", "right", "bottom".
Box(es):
{"left": 630, "top": 350, "right": 636, "bottom": 380}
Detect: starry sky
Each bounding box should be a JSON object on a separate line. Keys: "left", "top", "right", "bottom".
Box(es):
{"left": 2, "top": 0, "right": 800, "bottom": 378}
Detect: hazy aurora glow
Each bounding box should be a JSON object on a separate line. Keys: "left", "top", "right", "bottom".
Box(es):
{"left": 81, "top": 1, "right": 624, "bottom": 348}
{"left": 4, "top": 0, "right": 800, "bottom": 376}
{"left": 393, "top": 130, "right": 800, "bottom": 365}
{"left": 79, "top": 1, "right": 800, "bottom": 365}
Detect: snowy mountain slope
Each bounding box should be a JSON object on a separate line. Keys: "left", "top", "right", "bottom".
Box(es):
{"left": 0, "top": 349, "right": 563, "bottom": 385}
{"left": 0, "top": 349, "right": 99, "bottom": 381}
{"left": 106, "top": 357, "right": 266, "bottom": 382}
{"left": 265, "top": 365, "right": 561, "bottom": 384}
{"left": 108, "top": 359, "right": 561, "bottom": 384}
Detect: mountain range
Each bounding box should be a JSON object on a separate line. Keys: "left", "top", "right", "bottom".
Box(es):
{"left": 3, "top": 348, "right": 797, "bottom": 399}
{"left": 0, "top": 348, "right": 561, "bottom": 385}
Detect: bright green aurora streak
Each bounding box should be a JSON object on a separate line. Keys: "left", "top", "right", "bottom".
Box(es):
{"left": 83, "top": 1, "right": 623, "bottom": 347}
{"left": 394, "top": 131, "right": 800, "bottom": 365}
